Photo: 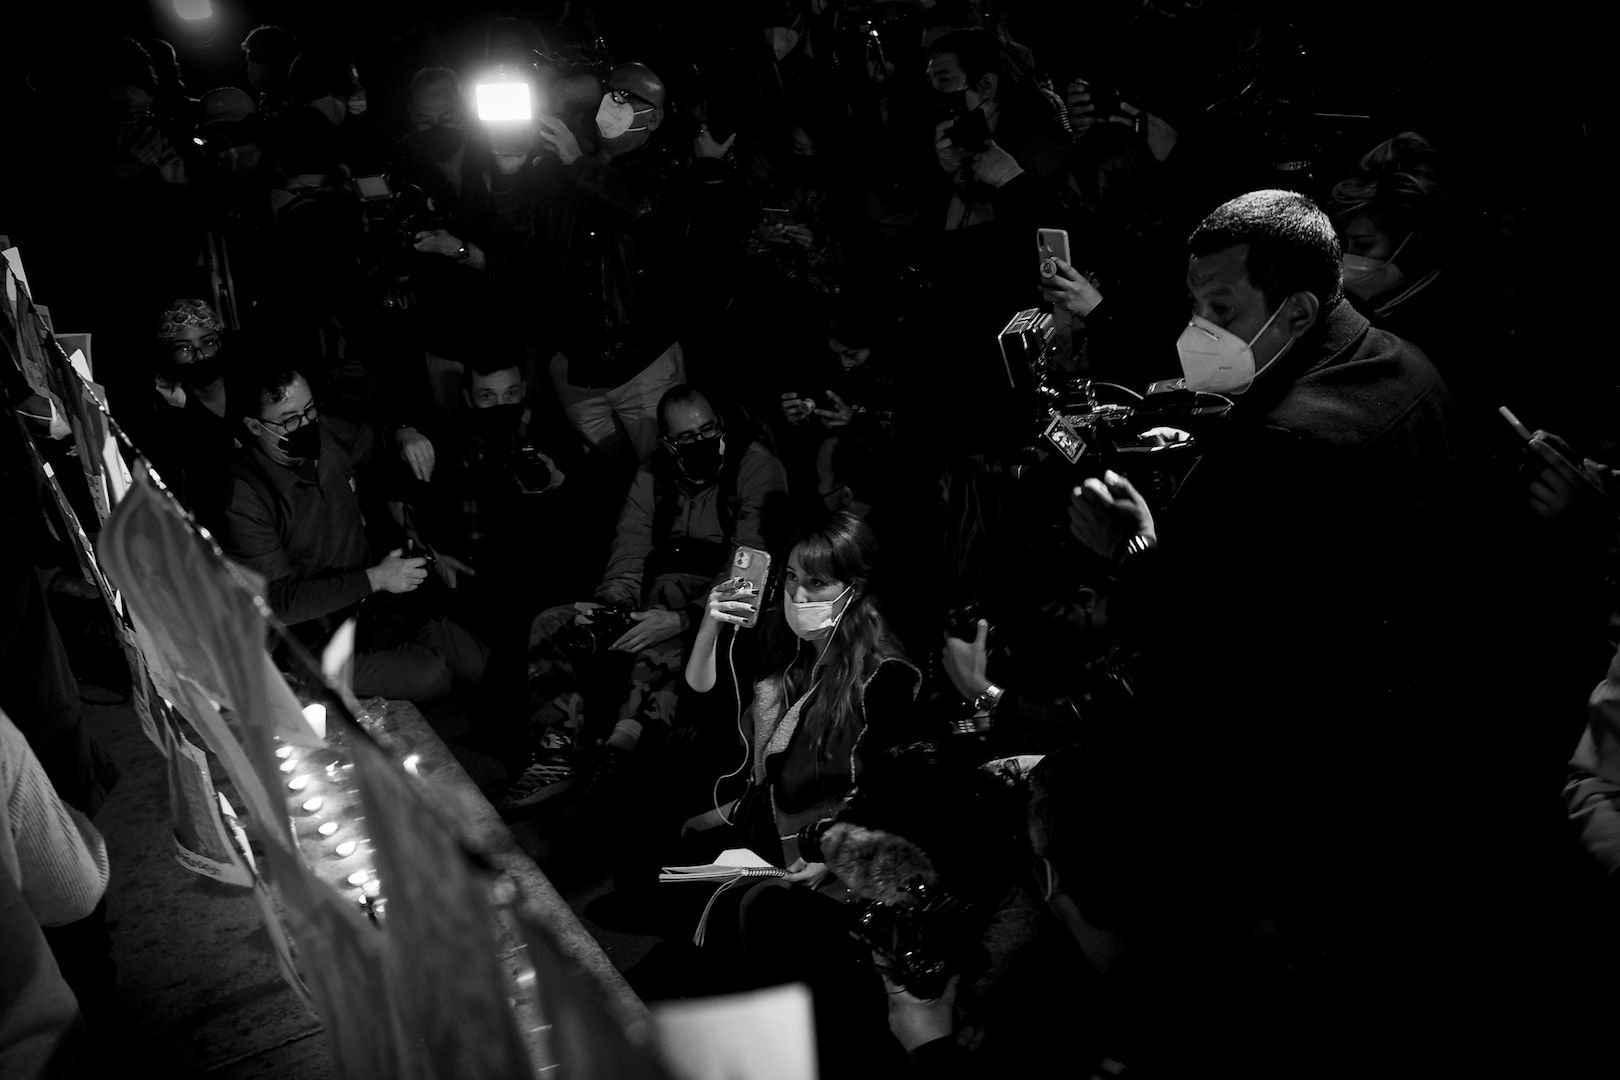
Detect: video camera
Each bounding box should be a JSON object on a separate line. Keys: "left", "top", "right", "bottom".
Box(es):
{"left": 352, "top": 173, "right": 448, "bottom": 310}
{"left": 998, "top": 307, "right": 1232, "bottom": 513}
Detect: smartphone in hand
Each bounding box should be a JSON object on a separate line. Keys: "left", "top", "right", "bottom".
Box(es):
{"left": 730, "top": 545, "right": 772, "bottom": 628}
{"left": 1037, "top": 228, "right": 1071, "bottom": 279}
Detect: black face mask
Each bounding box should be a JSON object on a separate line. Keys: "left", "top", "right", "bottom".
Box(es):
{"left": 933, "top": 88, "right": 971, "bottom": 124}
{"left": 177, "top": 356, "right": 225, "bottom": 388}
{"left": 467, "top": 402, "right": 524, "bottom": 441}
{"left": 414, "top": 124, "right": 465, "bottom": 164}
{"left": 672, "top": 435, "right": 724, "bottom": 487}
{"left": 277, "top": 420, "right": 322, "bottom": 463}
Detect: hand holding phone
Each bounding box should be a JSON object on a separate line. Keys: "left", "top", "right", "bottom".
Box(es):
{"left": 1501, "top": 405, "right": 1608, "bottom": 499}
{"left": 727, "top": 545, "right": 774, "bottom": 627}
{"left": 1037, "top": 228, "right": 1071, "bottom": 280}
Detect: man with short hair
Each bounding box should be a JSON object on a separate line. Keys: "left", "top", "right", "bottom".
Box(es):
{"left": 506, "top": 385, "right": 790, "bottom": 810}
{"left": 1066, "top": 189, "right": 1471, "bottom": 1075}
{"left": 211, "top": 363, "right": 488, "bottom": 701}
{"left": 241, "top": 25, "right": 298, "bottom": 117}
{"left": 537, "top": 61, "right": 743, "bottom": 477}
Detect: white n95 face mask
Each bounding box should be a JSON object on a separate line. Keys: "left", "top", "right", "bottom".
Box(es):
{"left": 784, "top": 585, "right": 852, "bottom": 639}
{"left": 595, "top": 94, "right": 644, "bottom": 139}
{"left": 1174, "top": 302, "right": 1289, "bottom": 395}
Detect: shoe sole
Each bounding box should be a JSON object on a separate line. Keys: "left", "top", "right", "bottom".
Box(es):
{"left": 498, "top": 777, "right": 577, "bottom": 812}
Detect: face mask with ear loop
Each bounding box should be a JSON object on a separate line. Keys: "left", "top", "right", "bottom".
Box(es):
{"left": 1174, "top": 300, "right": 1294, "bottom": 395}
{"left": 1342, "top": 232, "right": 1411, "bottom": 302}
{"left": 595, "top": 93, "right": 651, "bottom": 139}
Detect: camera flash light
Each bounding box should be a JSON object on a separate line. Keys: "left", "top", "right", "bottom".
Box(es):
{"left": 476, "top": 81, "right": 532, "bottom": 123}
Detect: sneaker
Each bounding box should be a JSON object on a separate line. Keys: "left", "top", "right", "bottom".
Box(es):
{"left": 496, "top": 734, "right": 577, "bottom": 812}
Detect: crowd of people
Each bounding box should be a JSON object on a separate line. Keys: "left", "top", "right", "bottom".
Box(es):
{"left": 2, "top": 2, "right": 1616, "bottom": 1076}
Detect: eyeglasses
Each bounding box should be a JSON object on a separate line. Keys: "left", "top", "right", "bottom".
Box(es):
{"left": 168, "top": 335, "right": 222, "bottom": 362}
{"left": 260, "top": 401, "right": 318, "bottom": 431}
{"left": 606, "top": 88, "right": 651, "bottom": 109}
{"left": 668, "top": 420, "right": 722, "bottom": 446}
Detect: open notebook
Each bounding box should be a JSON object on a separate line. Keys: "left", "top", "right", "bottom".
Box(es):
{"left": 660, "top": 848, "right": 788, "bottom": 884}
{"left": 661, "top": 849, "right": 789, "bottom": 945}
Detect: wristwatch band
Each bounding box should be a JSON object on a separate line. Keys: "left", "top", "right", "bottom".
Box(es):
{"left": 1122, "top": 533, "right": 1156, "bottom": 559}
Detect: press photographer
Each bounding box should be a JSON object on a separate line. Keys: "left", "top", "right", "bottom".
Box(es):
{"left": 1060, "top": 189, "right": 1477, "bottom": 1076}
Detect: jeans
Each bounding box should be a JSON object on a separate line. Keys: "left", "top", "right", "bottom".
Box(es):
{"left": 548, "top": 342, "right": 685, "bottom": 467}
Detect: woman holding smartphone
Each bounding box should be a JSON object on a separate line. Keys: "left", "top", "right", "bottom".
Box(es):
{"left": 683, "top": 513, "right": 925, "bottom": 883}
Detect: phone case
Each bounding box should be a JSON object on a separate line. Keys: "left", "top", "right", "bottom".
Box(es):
{"left": 731, "top": 546, "right": 772, "bottom": 628}
{"left": 1037, "top": 228, "right": 1071, "bottom": 268}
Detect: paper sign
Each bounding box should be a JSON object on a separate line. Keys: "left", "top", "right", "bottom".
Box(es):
{"left": 652, "top": 984, "right": 817, "bottom": 1080}
{"left": 166, "top": 715, "right": 254, "bottom": 887}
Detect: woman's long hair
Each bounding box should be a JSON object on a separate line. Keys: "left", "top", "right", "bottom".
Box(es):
{"left": 758, "top": 513, "right": 904, "bottom": 756}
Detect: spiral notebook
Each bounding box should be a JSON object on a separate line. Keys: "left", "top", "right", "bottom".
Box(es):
{"left": 659, "top": 848, "right": 787, "bottom": 884}
{"left": 660, "top": 849, "right": 788, "bottom": 945}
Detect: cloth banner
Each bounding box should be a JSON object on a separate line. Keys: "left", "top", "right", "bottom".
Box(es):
{"left": 348, "top": 732, "right": 536, "bottom": 1080}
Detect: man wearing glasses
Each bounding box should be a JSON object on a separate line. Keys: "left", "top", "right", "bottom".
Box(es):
{"left": 542, "top": 62, "right": 740, "bottom": 484}
{"left": 504, "top": 386, "right": 789, "bottom": 816}
{"left": 213, "top": 362, "right": 488, "bottom": 702}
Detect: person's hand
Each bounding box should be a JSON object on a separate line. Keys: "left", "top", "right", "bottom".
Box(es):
{"left": 782, "top": 223, "right": 816, "bottom": 250}
{"left": 396, "top": 428, "right": 436, "bottom": 482}
{"left": 1040, "top": 258, "right": 1104, "bottom": 319}
{"left": 535, "top": 114, "right": 582, "bottom": 165}
{"left": 412, "top": 229, "right": 464, "bottom": 259}
{"left": 611, "top": 608, "right": 685, "bottom": 653}
{"left": 1065, "top": 80, "right": 1099, "bottom": 134}
{"left": 435, "top": 552, "right": 476, "bottom": 590}
{"left": 784, "top": 857, "right": 831, "bottom": 889}
{"left": 681, "top": 805, "right": 728, "bottom": 837}
{"left": 1113, "top": 101, "right": 1178, "bottom": 162}
{"left": 942, "top": 619, "right": 991, "bottom": 701}
{"left": 573, "top": 600, "right": 606, "bottom": 625}
{"left": 934, "top": 120, "right": 968, "bottom": 176}
{"left": 882, "top": 970, "right": 960, "bottom": 1053}
{"left": 970, "top": 141, "right": 1023, "bottom": 189}
{"left": 781, "top": 392, "right": 816, "bottom": 425}
{"left": 693, "top": 124, "right": 736, "bottom": 160}
{"left": 367, "top": 548, "right": 428, "bottom": 594}
{"left": 759, "top": 220, "right": 792, "bottom": 244}
{"left": 706, "top": 578, "right": 758, "bottom": 627}
{"left": 1527, "top": 432, "right": 1610, "bottom": 520}
{"left": 1068, "top": 470, "right": 1155, "bottom": 561}
{"left": 812, "top": 389, "right": 854, "bottom": 429}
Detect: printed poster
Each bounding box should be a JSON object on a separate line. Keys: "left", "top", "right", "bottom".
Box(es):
{"left": 165, "top": 711, "right": 254, "bottom": 887}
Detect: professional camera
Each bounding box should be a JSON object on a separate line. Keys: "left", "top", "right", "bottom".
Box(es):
{"left": 354, "top": 174, "right": 447, "bottom": 256}
{"left": 561, "top": 602, "right": 637, "bottom": 661}
{"left": 514, "top": 444, "right": 553, "bottom": 495}
{"left": 998, "top": 307, "right": 1233, "bottom": 513}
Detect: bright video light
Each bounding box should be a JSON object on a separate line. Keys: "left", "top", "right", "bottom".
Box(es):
{"left": 174, "top": 0, "right": 213, "bottom": 19}
{"left": 476, "top": 81, "right": 532, "bottom": 123}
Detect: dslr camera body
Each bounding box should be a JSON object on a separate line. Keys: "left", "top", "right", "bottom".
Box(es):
{"left": 562, "top": 601, "right": 637, "bottom": 661}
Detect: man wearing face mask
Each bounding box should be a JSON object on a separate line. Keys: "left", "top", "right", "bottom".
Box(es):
{"left": 506, "top": 386, "right": 789, "bottom": 812}
{"left": 541, "top": 61, "right": 743, "bottom": 482}
{"left": 1065, "top": 190, "right": 1491, "bottom": 1075}
{"left": 211, "top": 362, "right": 489, "bottom": 702}
{"left": 284, "top": 46, "right": 391, "bottom": 176}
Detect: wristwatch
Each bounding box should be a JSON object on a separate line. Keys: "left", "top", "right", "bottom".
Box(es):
{"left": 454, "top": 242, "right": 470, "bottom": 264}
{"left": 971, "top": 683, "right": 1005, "bottom": 714}
{"left": 1121, "top": 533, "right": 1156, "bottom": 560}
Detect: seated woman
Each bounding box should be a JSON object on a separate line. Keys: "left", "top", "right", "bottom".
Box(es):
{"left": 683, "top": 512, "right": 928, "bottom": 876}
